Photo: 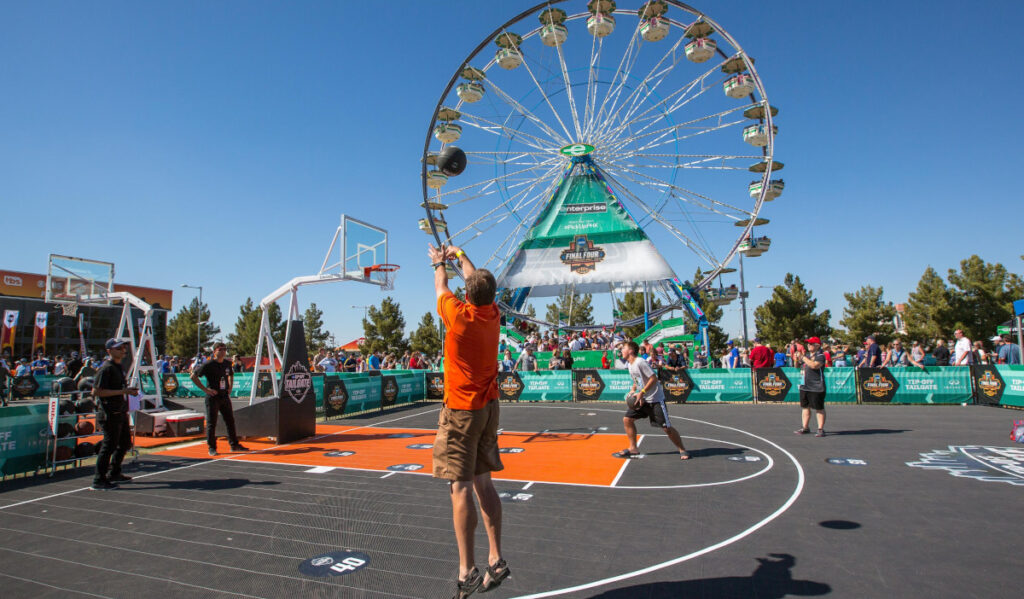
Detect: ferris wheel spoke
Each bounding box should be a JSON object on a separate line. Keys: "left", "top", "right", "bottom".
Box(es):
{"left": 553, "top": 29, "right": 584, "bottom": 141}
{"left": 459, "top": 109, "right": 562, "bottom": 154}
{"left": 595, "top": 59, "right": 728, "bottom": 147}
{"left": 507, "top": 48, "right": 576, "bottom": 144}
{"left": 434, "top": 161, "right": 562, "bottom": 202}
{"left": 590, "top": 18, "right": 644, "bottom": 141}
{"left": 448, "top": 165, "right": 562, "bottom": 236}
{"left": 582, "top": 32, "right": 603, "bottom": 140}
{"left": 476, "top": 79, "right": 569, "bottom": 147}
{"left": 600, "top": 167, "right": 720, "bottom": 268}
{"left": 594, "top": 33, "right": 689, "bottom": 144}
{"left": 594, "top": 159, "right": 753, "bottom": 218}
{"left": 485, "top": 176, "right": 563, "bottom": 269}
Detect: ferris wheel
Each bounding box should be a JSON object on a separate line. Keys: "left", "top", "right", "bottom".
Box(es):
{"left": 420, "top": 0, "right": 782, "bottom": 327}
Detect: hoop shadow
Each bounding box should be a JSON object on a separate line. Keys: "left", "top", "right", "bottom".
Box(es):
{"left": 588, "top": 553, "right": 830, "bottom": 599}
{"left": 828, "top": 429, "right": 910, "bottom": 436}
{"left": 126, "top": 478, "right": 281, "bottom": 491}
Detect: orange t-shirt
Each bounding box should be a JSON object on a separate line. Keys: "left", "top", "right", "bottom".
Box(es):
{"left": 437, "top": 290, "right": 499, "bottom": 410}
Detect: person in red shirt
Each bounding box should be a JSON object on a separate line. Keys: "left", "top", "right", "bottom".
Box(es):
{"left": 429, "top": 243, "right": 510, "bottom": 597}
{"left": 749, "top": 338, "right": 773, "bottom": 369}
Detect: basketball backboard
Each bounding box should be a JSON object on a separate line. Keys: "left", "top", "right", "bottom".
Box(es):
{"left": 342, "top": 216, "right": 389, "bottom": 286}
{"left": 46, "top": 254, "right": 115, "bottom": 304}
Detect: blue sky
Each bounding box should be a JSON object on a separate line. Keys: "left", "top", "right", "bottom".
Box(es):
{"left": 2, "top": 0, "right": 1022, "bottom": 345}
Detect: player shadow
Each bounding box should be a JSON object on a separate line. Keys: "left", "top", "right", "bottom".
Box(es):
{"left": 125, "top": 478, "right": 281, "bottom": 491}
{"left": 642, "top": 447, "right": 746, "bottom": 458}
{"left": 587, "top": 553, "right": 830, "bottom": 599}
{"left": 522, "top": 428, "right": 598, "bottom": 442}
{"left": 827, "top": 429, "right": 911, "bottom": 436}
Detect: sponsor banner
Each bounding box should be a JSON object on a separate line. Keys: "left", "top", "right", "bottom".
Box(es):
{"left": 688, "top": 369, "right": 753, "bottom": 402}
{"left": 277, "top": 319, "right": 316, "bottom": 444}
{"left": 861, "top": 367, "right": 971, "bottom": 404}
{"left": 856, "top": 368, "right": 900, "bottom": 403}
{"left": 323, "top": 376, "right": 350, "bottom": 418}
{"left": 1, "top": 310, "right": 18, "bottom": 355}
{"left": 972, "top": 365, "right": 1004, "bottom": 406}
{"left": 0, "top": 403, "right": 54, "bottom": 476}
{"left": 823, "top": 367, "right": 858, "bottom": 403}
{"left": 11, "top": 375, "right": 39, "bottom": 398}
{"left": 991, "top": 365, "right": 1024, "bottom": 408}
{"left": 600, "top": 370, "right": 634, "bottom": 401}
{"left": 497, "top": 372, "right": 524, "bottom": 402}
{"left": 161, "top": 374, "right": 179, "bottom": 396}
{"left": 31, "top": 311, "right": 47, "bottom": 354}
{"left": 77, "top": 313, "right": 86, "bottom": 358}
{"left": 335, "top": 373, "right": 381, "bottom": 412}
{"left": 380, "top": 375, "right": 399, "bottom": 409}
{"left": 752, "top": 368, "right": 791, "bottom": 402}
{"left": 573, "top": 369, "right": 605, "bottom": 401}
{"left": 424, "top": 372, "right": 445, "bottom": 400}
{"left": 658, "top": 368, "right": 694, "bottom": 403}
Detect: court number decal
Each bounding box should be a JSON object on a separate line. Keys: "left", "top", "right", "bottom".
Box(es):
{"left": 727, "top": 456, "right": 763, "bottom": 462}
{"left": 387, "top": 463, "right": 423, "bottom": 471}
{"left": 499, "top": 447, "right": 525, "bottom": 454}
{"left": 324, "top": 450, "right": 355, "bottom": 457}
{"left": 827, "top": 458, "right": 867, "bottom": 466}
{"left": 299, "top": 551, "right": 371, "bottom": 577}
{"left": 498, "top": 492, "right": 533, "bottom": 502}
{"left": 407, "top": 444, "right": 433, "bottom": 449}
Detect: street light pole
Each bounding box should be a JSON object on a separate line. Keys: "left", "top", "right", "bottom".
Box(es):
{"left": 739, "top": 253, "right": 750, "bottom": 348}
{"left": 351, "top": 305, "right": 371, "bottom": 322}
{"left": 181, "top": 283, "right": 203, "bottom": 359}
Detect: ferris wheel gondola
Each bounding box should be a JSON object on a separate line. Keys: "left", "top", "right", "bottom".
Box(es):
{"left": 421, "top": 0, "right": 780, "bottom": 330}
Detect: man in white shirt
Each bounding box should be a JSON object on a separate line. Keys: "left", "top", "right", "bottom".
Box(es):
{"left": 318, "top": 351, "right": 339, "bottom": 373}
{"left": 953, "top": 329, "right": 972, "bottom": 366}
{"left": 613, "top": 341, "right": 690, "bottom": 460}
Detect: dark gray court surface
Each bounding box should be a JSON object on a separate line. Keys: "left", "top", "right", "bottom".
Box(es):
{"left": 0, "top": 402, "right": 1020, "bottom": 598}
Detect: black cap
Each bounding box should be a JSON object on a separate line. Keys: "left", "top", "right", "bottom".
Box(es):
{"left": 105, "top": 338, "right": 128, "bottom": 350}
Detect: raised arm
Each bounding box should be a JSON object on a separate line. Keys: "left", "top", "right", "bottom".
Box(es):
{"left": 429, "top": 243, "right": 450, "bottom": 299}
{"left": 445, "top": 244, "right": 475, "bottom": 278}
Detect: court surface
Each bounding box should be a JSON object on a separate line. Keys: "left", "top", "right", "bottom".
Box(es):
{"left": 0, "top": 402, "right": 1019, "bottom": 598}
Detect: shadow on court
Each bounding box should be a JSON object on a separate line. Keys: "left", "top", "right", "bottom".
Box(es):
{"left": 642, "top": 447, "right": 746, "bottom": 458}
{"left": 588, "top": 553, "right": 831, "bottom": 599}
{"left": 826, "top": 429, "right": 911, "bottom": 436}
{"left": 125, "top": 478, "right": 281, "bottom": 491}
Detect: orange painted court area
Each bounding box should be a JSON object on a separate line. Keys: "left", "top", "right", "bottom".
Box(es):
{"left": 157, "top": 424, "right": 629, "bottom": 486}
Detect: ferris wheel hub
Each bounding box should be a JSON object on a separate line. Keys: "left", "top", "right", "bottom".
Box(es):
{"left": 559, "top": 143, "right": 596, "bottom": 158}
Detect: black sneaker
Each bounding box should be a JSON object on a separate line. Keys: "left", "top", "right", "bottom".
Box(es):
{"left": 229, "top": 444, "right": 249, "bottom": 452}
{"left": 110, "top": 473, "right": 132, "bottom": 482}
{"left": 794, "top": 428, "right": 810, "bottom": 435}
{"left": 208, "top": 448, "right": 218, "bottom": 456}
{"left": 815, "top": 430, "right": 826, "bottom": 438}
{"left": 91, "top": 479, "right": 117, "bottom": 490}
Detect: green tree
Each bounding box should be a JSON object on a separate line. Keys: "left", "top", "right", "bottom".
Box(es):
{"left": 615, "top": 290, "right": 663, "bottom": 339}
{"left": 226, "top": 298, "right": 284, "bottom": 355}
{"left": 838, "top": 285, "right": 895, "bottom": 346}
{"left": 946, "top": 255, "right": 1024, "bottom": 341}
{"left": 545, "top": 289, "right": 594, "bottom": 327}
{"left": 409, "top": 312, "right": 442, "bottom": 356}
{"left": 754, "top": 273, "right": 833, "bottom": 348}
{"left": 360, "top": 296, "right": 408, "bottom": 355}
{"left": 166, "top": 296, "right": 220, "bottom": 357}
{"left": 905, "top": 267, "right": 953, "bottom": 343}
{"left": 302, "top": 303, "right": 331, "bottom": 352}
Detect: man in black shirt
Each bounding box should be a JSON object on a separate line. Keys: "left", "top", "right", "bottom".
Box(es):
{"left": 794, "top": 337, "right": 827, "bottom": 437}
{"left": 932, "top": 339, "right": 950, "bottom": 366}
{"left": 66, "top": 351, "right": 83, "bottom": 379}
{"left": 192, "top": 342, "right": 248, "bottom": 456}
{"left": 92, "top": 338, "right": 138, "bottom": 490}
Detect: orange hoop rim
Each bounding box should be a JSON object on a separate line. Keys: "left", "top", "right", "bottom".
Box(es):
{"left": 363, "top": 263, "right": 401, "bottom": 277}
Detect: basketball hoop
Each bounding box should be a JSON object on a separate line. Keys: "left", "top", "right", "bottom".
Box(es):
{"left": 363, "top": 264, "right": 400, "bottom": 290}
{"left": 53, "top": 293, "right": 79, "bottom": 317}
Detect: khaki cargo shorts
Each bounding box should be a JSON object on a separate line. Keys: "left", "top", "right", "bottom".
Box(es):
{"left": 433, "top": 399, "right": 503, "bottom": 481}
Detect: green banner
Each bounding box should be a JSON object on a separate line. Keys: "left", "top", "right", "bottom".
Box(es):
{"left": 887, "top": 367, "right": 973, "bottom": 404}
{"left": 976, "top": 365, "right": 1024, "bottom": 408}
{"left": 0, "top": 403, "right": 51, "bottom": 475}
{"left": 689, "top": 369, "right": 753, "bottom": 402}
{"left": 497, "top": 371, "right": 573, "bottom": 402}
{"left": 823, "top": 367, "right": 858, "bottom": 403}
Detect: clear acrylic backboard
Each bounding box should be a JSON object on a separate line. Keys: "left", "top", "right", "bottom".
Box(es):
{"left": 45, "top": 254, "right": 115, "bottom": 304}
{"left": 342, "top": 216, "right": 389, "bottom": 286}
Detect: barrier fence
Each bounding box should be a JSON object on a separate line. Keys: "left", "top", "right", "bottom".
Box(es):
{"left": 4, "top": 367, "right": 1024, "bottom": 477}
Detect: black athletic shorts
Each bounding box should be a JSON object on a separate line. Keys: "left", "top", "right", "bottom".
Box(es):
{"left": 625, "top": 399, "right": 672, "bottom": 428}
{"left": 799, "top": 390, "right": 826, "bottom": 410}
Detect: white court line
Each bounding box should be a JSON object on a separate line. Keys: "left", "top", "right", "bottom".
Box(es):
{"left": 504, "top": 404, "right": 806, "bottom": 599}
{"left": 0, "top": 403, "right": 442, "bottom": 512}
{"left": 380, "top": 471, "right": 398, "bottom": 479}
{"left": 522, "top": 481, "right": 534, "bottom": 490}
{"left": 303, "top": 466, "right": 334, "bottom": 474}
{"left": 610, "top": 434, "right": 644, "bottom": 487}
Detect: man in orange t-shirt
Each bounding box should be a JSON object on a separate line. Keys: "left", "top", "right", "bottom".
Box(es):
{"left": 428, "top": 243, "right": 509, "bottom": 597}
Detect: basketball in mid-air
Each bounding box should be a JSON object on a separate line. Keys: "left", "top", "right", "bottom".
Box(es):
{"left": 437, "top": 146, "right": 467, "bottom": 176}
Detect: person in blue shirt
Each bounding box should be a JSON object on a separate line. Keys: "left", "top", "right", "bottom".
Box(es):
{"left": 368, "top": 350, "right": 382, "bottom": 370}
{"left": 725, "top": 341, "right": 740, "bottom": 368}
{"left": 30, "top": 352, "right": 50, "bottom": 376}
{"left": 994, "top": 334, "right": 1021, "bottom": 365}
{"left": 15, "top": 358, "right": 31, "bottom": 376}
{"left": 773, "top": 347, "right": 788, "bottom": 368}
